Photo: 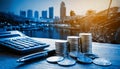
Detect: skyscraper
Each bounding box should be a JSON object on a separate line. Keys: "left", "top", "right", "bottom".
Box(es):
{"left": 27, "top": 9, "right": 33, "bottom": 18}
{"left": 49, "top": 7, "right": 54, "bottom": 19}
{"left": 60, "top": 1, "right": 66, "bottom": 19}
{"left": 42, "top": 10, "right": 47, "bottom": 19}
{"left": 34, "top": 11, "right": 39, "bottom": 18}
{"left": 20, "top": 11, "right": 26, "bottom": 17}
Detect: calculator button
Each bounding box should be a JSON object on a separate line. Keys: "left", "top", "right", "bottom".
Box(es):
{"left": 29, "top": 44, "right": 35, "bottom": 47}
{"left": 34, "top": 44, "right": 40, "bottom": 46}
{"left": 13, "top": 45, "right": 24, "bottom": 49}
{"left": 22, "top": 45, "right": 30, "bottom": 48}
{"left": 17, "top": 46, "right": 24, "bottom": 49}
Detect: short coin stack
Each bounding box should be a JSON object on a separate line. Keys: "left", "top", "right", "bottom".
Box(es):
{"left": 55, "top": 40, "right": 69, "bottom": 57}
{"left": 67, "top": 36, "right": 80, "bottom": 58}
{"left": 46, "top": 40, "right": 68, "bottom": 63}
{"left": 47, "top": 40, "right": 76, "bottom": 66}
{"left": 55, "top": 40, "right": 76, "bottom": 66}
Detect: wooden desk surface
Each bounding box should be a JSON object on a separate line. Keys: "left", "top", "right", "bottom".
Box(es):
{"left": 0, "top": 38, "right": 120, "bottom": 69}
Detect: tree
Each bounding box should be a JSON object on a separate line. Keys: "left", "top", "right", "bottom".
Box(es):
{"left": 86, "top": 9, "right": 96, "bottom": 16}
{"left": 70, "top": 10, "right": 76, "bottom": 16}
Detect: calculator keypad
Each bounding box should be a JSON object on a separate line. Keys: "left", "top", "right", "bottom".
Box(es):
{"left": 0, "top": 37, "right": 49, "bottom": 51}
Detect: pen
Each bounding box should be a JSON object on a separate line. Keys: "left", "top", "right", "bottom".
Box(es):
{"left": 17, "top": 51, "right": 48, "bottom": 63}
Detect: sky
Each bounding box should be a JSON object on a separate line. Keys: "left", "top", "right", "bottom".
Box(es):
{"left": 0, "top": 0, "right": 120, "bottom": 17}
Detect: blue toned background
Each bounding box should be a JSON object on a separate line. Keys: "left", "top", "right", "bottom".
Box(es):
{"left": 0, "top": 0, "right": 120, "bottom": 16}
{"left": 0, "top": 0, "right": 120, "bottom": 43}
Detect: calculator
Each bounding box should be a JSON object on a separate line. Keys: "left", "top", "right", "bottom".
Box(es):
{"left": 0, "top": 31, "right": 49, "bottom": 53}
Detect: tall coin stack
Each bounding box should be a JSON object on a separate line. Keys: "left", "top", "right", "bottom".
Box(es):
{"left": 55, "top": 40, "right": 69, "bottom": 57}
{"left": 67, "top": 36, "right": 80, "bottom": 57}
{"left": 79, "top": 33, "right": 92, "bottom": 54}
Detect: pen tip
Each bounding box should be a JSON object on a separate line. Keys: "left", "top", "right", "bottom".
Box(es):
{"left": 17, "top": 59, "right": 25, "bottom": 63}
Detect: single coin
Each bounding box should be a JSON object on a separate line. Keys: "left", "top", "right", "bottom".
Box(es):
{"left": 77, "top": 55, "right": 92, "bottom": 63}
{"left": 57, "top": 57, "right": 76, "bottom": 66}
{"left": 77, "top": 52, "right": 92, "bottom": 63}
{"left": 46, "top": 56, "right": 64, "bottom": 63}
{"left": 93, "top": 58, "right": 112, "bottom": 66}
{"left": 69, "top": 51, "right": 78, "bottom": 58}
{"left": 84, "top": 53, "right": 99, "bottom": 59}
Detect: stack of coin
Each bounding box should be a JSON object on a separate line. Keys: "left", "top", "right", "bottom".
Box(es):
{"left": 55, "top": 40, "right": 69, "bottom": 57}
{"left": 79, "top": 33, "right": 92, "bottom": 54}
{"left": 67, "top": 36, "right": 80, "bottom": 57}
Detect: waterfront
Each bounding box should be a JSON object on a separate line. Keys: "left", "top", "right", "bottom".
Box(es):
{"left": 1, "top": 22, "right": 119, "bottom": 44}
{"left": 21, "top": 26, "right": 80, "bottom": 40}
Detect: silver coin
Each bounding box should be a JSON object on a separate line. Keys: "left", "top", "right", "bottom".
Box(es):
{"left": 84, "top": 53, "right": 99, "bottom": 59}
{"left": 93, "top": 58, "right": 112, "bottom": 66}
{"left": 46, "top": 56, "right": 64, "bottom": 63}
{"left": 77, "top": 52, "right": 92, "bottom": 64}
{"left": 69, "top": 51, "right": 78, "bottom": 58}
{"left": 57, "top": 56, "right": 76, "bottom": 66}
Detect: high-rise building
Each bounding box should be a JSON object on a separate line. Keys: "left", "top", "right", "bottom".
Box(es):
{"left": 42, "top": 10, "right": 47, "bottom": 19}
{"left": 49, "top": 7, "right": 54, "bottom": 19}
{"left": 34, "top": 11, "right": 39, "bottom": 18}
{"left": 20, "top": 11, "right": 26, "bottom": 17}
{"left": 27, "top": 9, "right": 33, "bottom": 18}
{"left": 60, "top": 1, "right": 66, "bottom": 19}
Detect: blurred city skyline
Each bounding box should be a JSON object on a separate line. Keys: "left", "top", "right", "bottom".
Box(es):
{"left": 0, "top": 0, "right": 120, "bottom": 17}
